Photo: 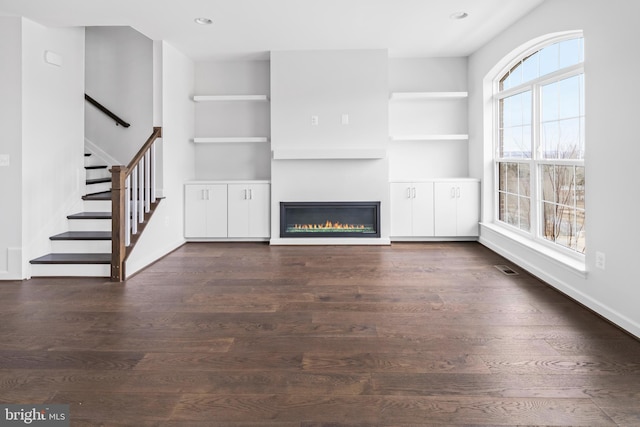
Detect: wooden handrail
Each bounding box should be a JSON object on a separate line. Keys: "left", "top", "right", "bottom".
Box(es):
{"left": 127, "top": 127, "right": 162, "bottom": 170}
{"left": 111, "top": 127, "right": 162, "bottom": 281}
{"left": 85, "top": 94, "right": 131, "bottom": 128}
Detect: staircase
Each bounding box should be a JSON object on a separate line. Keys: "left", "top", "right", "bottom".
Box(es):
{"left": 30, "top": 153, "right": 113, "bottom": 277}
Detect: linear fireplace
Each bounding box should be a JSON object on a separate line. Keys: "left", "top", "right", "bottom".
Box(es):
{"left": 280, "top": 202, "right": 381, "bottom": 238}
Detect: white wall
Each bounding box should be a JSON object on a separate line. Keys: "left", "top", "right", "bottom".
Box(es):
{"left": 388, "top": 58, "right": 469, "bottom": 180}
{"left": 85, "top": 26, "right": 153, "bottom": 164}
{"left": 194, "top": 60, "right": 271, "bottom": 180}
{"left": 270, "top": 49, "right": 390, "bottom": 243}
{"left": 21, "top": 19, "right": 85, "bottom": 278}
{"left": 125, "top": 41, "right": 194, "bottom": 276}
{"left": 0, "top": 17, "right": 24, "bottom": 279}
{"left": 468, "top": 0, "right": 640, "bottom": 337}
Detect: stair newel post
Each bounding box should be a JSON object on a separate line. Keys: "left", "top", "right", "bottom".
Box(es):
{"left": 111, "top": 165, "right": 127, "bottom": 282}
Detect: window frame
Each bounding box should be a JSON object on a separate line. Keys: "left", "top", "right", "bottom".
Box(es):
{"left": 493, "top": 34, "right": 585, "bottom": 260}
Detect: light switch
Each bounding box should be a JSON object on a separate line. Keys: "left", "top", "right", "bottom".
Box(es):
{"left": 0, "top": 154, "right": 10, "bottom": 167}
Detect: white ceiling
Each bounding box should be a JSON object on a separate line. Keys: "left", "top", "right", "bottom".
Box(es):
{"left": 0, "top": 0, "right": 546, "bottom": 61}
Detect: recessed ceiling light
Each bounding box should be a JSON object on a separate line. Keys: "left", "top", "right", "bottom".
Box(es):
{"left": 194, "top": 17, "right": 213, "bottom": 25}
{"left": 450, "top": 12, "right": 469, "bottom": 20}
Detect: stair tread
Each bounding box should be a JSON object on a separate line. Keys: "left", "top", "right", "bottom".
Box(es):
{"left": 51, "top": 231, "right": 111, "bottom": 240}
{"left": 67, "top": 212, "right": 112, "bottom": 220}
{"left": 83, "top": 191, "right": 112, "bottom": 201}
{"left": 85, "top": 165, "right": 108, "bottom": 170}
{"left": 86, "top": 177, "right": 111, "bottom": 185}
{"left": 30, "top": 253, "right": 111, "bottom": 264}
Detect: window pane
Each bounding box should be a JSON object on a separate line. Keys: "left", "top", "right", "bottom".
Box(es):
{"left": 556, "top": 165, "right": 575, "bottom": 206}
{"left": 509, "top": 63, "right": 523, "bottom": 87}
{"left": 501, "top": 97, "right": 511, "bottom": 127}
{"left": 499, "top": 192, "right": 507, "bottom": 222}
{"left": 559, "top": 75, "right": 581, "bottom": 119}
{"left": 506, "top": 193, "right": 518, "bottom": 226}
{"left": 542, "top": 82, "right": 559, "bottom": 122}
{"left": 512, "top": 93, "right": 524, "bottom": 126}
{"left": 522, "top": 52, "right": 539, "bottom": 82}
{"left": 518, "top": 163, "right": 530, "bottom": 196}
{"left": 519, "top": 196, "right": 531, "bottom": 231}
{"left": 559, "top": 118, "right": 581, "bottom": 158}
{"left": 559, "top": 38, "right": 582, "bottom": 69}
{"left": 522, "top": 91, "right": 532, "bottom": 125}
{"left": 541, "top": 164, "right": 556, "bottom": 203}
{"left": 499, "top": 163, "right": 508, "bottom": 192}
{"left": 540, "top": 43, "right": 559, "bottom": 76}
{"left": 576, "top": 209, "right": 586, "bottom": 253}
{"left": 556, "top": 209, "right": 577, "bottom": 250}
{"left": 505, "top": 163, "right": 517, "bottom": 193}
{"left": 542, "top": 201, "right": 558, "bottom": 243}
{"left": 575, "top": 167, "right": 585, "bottom": 209}
{"left": 541, "top": 122, "right": 560, "bottom": 158}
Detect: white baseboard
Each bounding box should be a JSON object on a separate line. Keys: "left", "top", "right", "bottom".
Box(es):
{"left": 479, "top": 224, "right": 640, "bottom": 339}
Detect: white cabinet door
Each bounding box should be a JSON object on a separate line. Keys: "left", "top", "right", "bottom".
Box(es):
{"left": 184, "top": 184, "right": 227, "bottom": 238}
{"left": 412, "top": 182, "right": 435, "bottom": 237}
{"left": 434, "top": 181, "right": 479, "bottom": 236}
{"left": 184, "top": 185, "right": 208, "bottom": 238}
{"left": 247, "top": 184, "right": 271, "bottom": 238}
{"left": 434, "top": 183, "right": 459, "bottom": 236}
{"left": 228, "top": 183, "right": 271, "bottom": 238}
{"left": 390, "top": 182, "right": 434, "bottom": 237}
{"left": 456, "top": 181, "right": 480, "bottom": 237}
{"left": 390, "top": 183, "right": 413, "bottom": 237}
{"left": 227, "top": 184, "right": 251, "bottom": 238}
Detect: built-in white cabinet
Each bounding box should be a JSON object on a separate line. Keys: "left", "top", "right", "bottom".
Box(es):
{"left": 227, "top": 183, "right": 270, "bottom": 238}
{"left": 185, "top": 181, "right": 270, "bottom": 240}
{"left": 184, "top": 184, "right": 228, "bottom": 238}
{"left": 434, "top": 180, "right": 480, "bottom": 237}
{"left": 390, "top": 179, "right": 480, "bottom": 239}
{"left": 390, "top": 182, "right": 434, "bottom": 237}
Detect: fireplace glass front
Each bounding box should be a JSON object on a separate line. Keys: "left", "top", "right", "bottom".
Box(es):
{"left": 280, "top": 202, "right": 380, "bottom": 238}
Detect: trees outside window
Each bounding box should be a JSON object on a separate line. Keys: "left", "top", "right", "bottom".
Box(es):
{"left": 496, "top": 35, "right": 585, "bottom": 255}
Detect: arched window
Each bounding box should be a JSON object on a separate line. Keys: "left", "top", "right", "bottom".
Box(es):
{"left": 495, "top": 34, "right": 585, "bottom": 255}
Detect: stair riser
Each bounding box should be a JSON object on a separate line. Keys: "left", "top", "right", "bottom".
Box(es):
{"left": 51, "top": 240, "right": 111, "bottom": 254}
{"left": 83, "top": 200, "right": 112, "bottom": 211}
{"left": 30, "top": 263, "right": 110, "bottom": 278}
{"left": 85, "top": 169, "right": 111, "bottom": 180}
{"left": 68, "top": 219, "right": 111, "bottom": 232}
{"left": 86, "top": 182, "right": 111, "bottom": 194}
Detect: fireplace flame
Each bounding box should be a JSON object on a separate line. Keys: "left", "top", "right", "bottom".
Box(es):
{"left": 293, "top": 221, "right": 367, "bottom": 231}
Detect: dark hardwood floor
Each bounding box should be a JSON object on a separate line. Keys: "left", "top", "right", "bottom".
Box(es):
{"left": 1, "top": 242, "right": 639, "bottom": 426}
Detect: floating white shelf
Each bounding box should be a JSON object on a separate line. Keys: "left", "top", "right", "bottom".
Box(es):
{"left": 193, "top": 95, "right": 269, "bottom": 102}
{"left": 193, "top": 137, "right": 269, "bottom": 143}
{"left": 390, "top": 134, "right": 469, "bottom": 141}
{"left": 273, "top": 148, "right": 387, "bottom": 160}
{"left": 389, "top": 91, "right": 468, "bottom": 100}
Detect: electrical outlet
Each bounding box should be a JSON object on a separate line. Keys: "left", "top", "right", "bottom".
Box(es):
{"left": 595, "top": 251, "right": 606, "bottom": 270}
{"left": 341, "top": 113, "right": 349, "bottom": 125}
{"left": 0, "top": 154, "right": 10, "bottom": 167}
{"left": 311, "top": 115, "right": 319, "bottom": 126}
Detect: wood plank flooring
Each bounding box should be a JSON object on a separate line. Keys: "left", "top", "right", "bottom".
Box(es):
{"left": 1, "top": 242, "right": 640, "bottom": 426}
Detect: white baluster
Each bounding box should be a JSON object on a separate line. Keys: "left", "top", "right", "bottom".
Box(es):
{"left": 138, "top": 160, "right": 145, "bottom": 223}
{"left": 144, "top": 150, "right": 151, "bottom": 212}
{"left": 131, "top": 166, "right": 138, "bottom": 235}
{"left": 150, "top": 142, "right": 156, "bottom": 203}
{"left": 125, "top": 175, "right": 131, "bottom": 247}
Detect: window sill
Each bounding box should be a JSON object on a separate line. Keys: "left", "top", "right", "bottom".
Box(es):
{"left": 480, "top": 222, "right": 587, "bottom": 279}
